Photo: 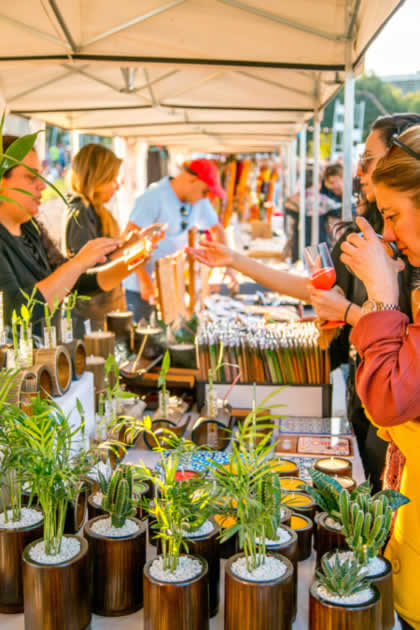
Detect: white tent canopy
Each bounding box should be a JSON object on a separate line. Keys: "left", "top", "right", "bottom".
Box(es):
{"left": 0, "top": 0, "right": 404, "bottom": 151}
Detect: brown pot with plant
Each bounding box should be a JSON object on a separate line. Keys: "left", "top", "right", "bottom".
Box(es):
{"left": 213, "top": 388, "right": 295, "bottom": 630}
{"left": 84, "top": 465, "right": 147, "bottom": 616}
{"left": 19, "top": 396, "right": 93, "bottom": 630}
{"left": 309, "top": 550, "right": 381, "bottom": 629}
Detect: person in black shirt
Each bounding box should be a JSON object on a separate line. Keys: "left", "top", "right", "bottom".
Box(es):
{"left": 0, "top": 136, "right": 144, "bottom": 337}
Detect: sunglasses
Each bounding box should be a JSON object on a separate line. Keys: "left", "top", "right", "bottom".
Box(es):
{"left": 358, "top": 134, "right": 420, "bottom": 175}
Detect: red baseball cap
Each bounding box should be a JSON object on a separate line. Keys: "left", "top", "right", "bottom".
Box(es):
{"left": 186, "top": 158, "right": 226, "bottom": 199}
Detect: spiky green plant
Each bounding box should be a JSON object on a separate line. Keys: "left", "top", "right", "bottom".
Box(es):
{"left": 316, "top": 550, "right": 370, "bottom": 598}
{"left": 158, "top": 350, "right": 171, "bottom": 417}
{"left": 101, "top": 466, "right": 137, "bottom": 528}
{"left": 304, "top": 468, "right": 344, "bottom": 520}
{"left": 336, "top": 488, "right": 408, "bottom": 565}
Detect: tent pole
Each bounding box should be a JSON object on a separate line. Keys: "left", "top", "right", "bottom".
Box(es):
{"left": 70, "top": 130, "right": 80, "bottom": 158}
{"left": 311, "top": 111, "right": 320, "bottom": 245}
{"left": 298, "top": 124, "right": 307, "bottom": 261}
{"left": 342, "top": 29, "right": 355, "bottom": 220}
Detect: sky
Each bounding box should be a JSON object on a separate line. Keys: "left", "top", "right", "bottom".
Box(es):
{"left": 365, "top": 0, "right": 420, "bottom": 76}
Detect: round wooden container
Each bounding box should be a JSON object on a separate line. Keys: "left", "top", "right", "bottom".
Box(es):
{"left": 191, "top": 417, "right": 231, "bottom": 451}
{"left": 87, "top": 494, "right": 107, "bottom": 520}
{"left": 34, "top": 346, "right": 72, "bottom": 396}
{"left": 0, "top": 508, "right": 44, "bottom": 613}
{"left": 64, "top": 340, "right": 86, "bottom": 380}
{"left": 263, "top": 525, "right": 298, "bottom": 621}
{"left": 106, "top": 311, "right": 133, "bottom": 341}
{"left": 214, "top": 514, "right": 238, "bottom": 559}
{"left": 143, "top": 554, "right": 209, "bottom": 630}
{"left": 315, "top": 513, "right": 348, "bottom": 567}
{"left": 183, "top": 520, "right": 220, "bottom": 618}
{"left": 314, "top": 457, "right": 352, "bottom": 477}
{"left": 290, "top": 513, "right": 313, "bottom": 561}
{"left": 134, "top": 327, "right": 164, "bottom": 360}
{"left": 168, "top": 343, "right": 197, "bottom": 369}
{"left": 84, "top": 515, "right": 147, "bottom": 616}
{"left": 309, "top": 581, "right": 381, "bottom": 630}
{"left": 23, "top": 535, "right": 91, "bottom": 630}
{"left": 63, "top": 482, "right": 88, "bottom": 534}
{"left": 144, "top": 418, "right": 189, "bottom": 450}
{"left": 225, "top": 552, "right": 294, "bottom": 630}
{"left": 271, "top": 459, "right": 299, "bottom": 478}
{"left": 85, "top": 354, "right": 105, "bottom": 391}
{"left": 368, "top": 557, "right": 393, "bottom": 630}
{"left": 282, "top": 491, "right": 316, "bottom": 521}
{"left": 84, "top": 331, "right": 115, "bottom": 359}
{"left": 19, "top": 365, "right": 54, "bottom": 413}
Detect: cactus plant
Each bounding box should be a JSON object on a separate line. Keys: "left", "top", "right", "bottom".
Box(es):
{"left": 101, "top": 466, "right": 137, "bottom": 528}
{"left": 335, "top": 489, "right": 399, "bottom": 565}
{"left": 316, "top": 550, "right": 370, "bottom": 598}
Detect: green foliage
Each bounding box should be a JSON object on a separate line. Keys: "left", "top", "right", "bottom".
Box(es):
{"left": 304, "top": 468, "right": 344, "bottom": 519}
{"left": 211, "top": 387, "right": 285, "bottom": 572}
{"left": 11, "top": 395, "right": 93, "bottom": 555}
{"left": 337, "top": 489, "right": 397, "bottom": 565}
{"left": 171, "top": 313, "right": 199, "bottom": 344}
{"left": 316, "top": 550, "right": 371, "bottom": 598}
{"left": 0, "top": 369, "right": 26, "bottom": 521}
{"left": 63, "top": 291, "right": 90, "bottom": 322}
{"left": 158, "top": 350, "right": 171, "bottom": 390}
{"left": 43, "top": 296, "right": 60, "bottom": 330}
{"left": 101, "top": 466, "right": 137, "bottom": 528}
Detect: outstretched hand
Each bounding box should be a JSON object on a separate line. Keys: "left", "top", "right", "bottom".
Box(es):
{"left": 186, "top": 241, "right": 235, "bottom": 268}
{"left": 340, "top": 216, "right": 403, "bottom": 303}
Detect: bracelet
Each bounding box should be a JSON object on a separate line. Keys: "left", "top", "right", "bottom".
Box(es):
{"left": 344, "top": 302, "right": 353, "bottom": 324}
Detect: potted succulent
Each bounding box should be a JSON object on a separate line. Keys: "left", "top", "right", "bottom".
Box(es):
{"left": 335, "top": 487, "right": 409, "bottom": 630}
{"left": 0, "top": 371, "right": 44, "bottom": 613}
{"left": 304, "top": 468, "right": 350, "bottom": 563}
{"left": 309, "top": 550, "right": 381, "bottom": 629}
{"left": 17, "top": 396, "right": 93, "bottom": 630}
{"left": 84, "top": 465, "right": 147, "bottom": 616}
{"left": 212, "top": 392, "right": 295, "bottom": 630}
{"left": 135, "top": 422, "right": 212, "bottom": 629}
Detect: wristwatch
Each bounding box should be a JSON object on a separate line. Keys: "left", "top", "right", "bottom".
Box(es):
{"left": 361, "top": 299, "right": 400, "bottom": 315}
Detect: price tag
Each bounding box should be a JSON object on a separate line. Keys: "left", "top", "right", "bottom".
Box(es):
{"left": 84, "top": 319, "right": 92, "bottom": 335}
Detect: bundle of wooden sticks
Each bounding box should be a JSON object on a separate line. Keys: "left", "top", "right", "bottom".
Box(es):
{"left": 196, "top": 321, "right": 330, "bottom": 385}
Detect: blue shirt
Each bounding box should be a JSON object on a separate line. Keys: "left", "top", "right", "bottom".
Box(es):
{"left": 124, "top": 176, "right": 218, "bottom": 292}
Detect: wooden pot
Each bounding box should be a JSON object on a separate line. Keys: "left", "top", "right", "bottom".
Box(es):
{"left": 134, "top": 326, "right": 164, "bottom": 360}
{"left": 87, "top": 493, "right": 107, "bottom": 520}
{"left": 106, "top": 311, "right": 133, "bottom": 342}
{"left": 34, "top": 346, "right": 72, "bottom": 396}
{"left": 64, "top": 340, "right": 86, "bottom": 380}
{"left": 63, "top": 482, "right": 88, "bottom": 534}
{"left": 23, "top": 535, "right": 90, "bottom": 630}
{"left": 225, "top": 552, "right": 294, "bottom": 630}
{"left": 191, "top": 417, "right": 232, "bottom": 450}
{"left": 168, "top": 343, "right": 197, "bottom": 369}
{"left": 282, "top": 491, "right": 316, "bottom": 521}
{"left": 85, "top": 355, "right": 105, "bottom": 392}
{"left": 309, "top": 581, "right": 381, "bottom": 630}
{"left": 290, "top": 513, "right": 313, "bottom": 561}
{"left": 144, "top": 418, "right": 189, "bottom": 450}
{"left": 0, "top": 508, "right": 43, "bottom": 613}
{"left": 214, "top": 514, "right": 238, "bottom": 559}
{"left": 315, "top": 513, "right": 348, "bottom": 567}
{"left": 84, "top": 515, "right": 146, "bottom": 616}
{"left": 265, "top": 526, "right": 298, "bottom": 620}
{"left": 143, "top": 554, "right": 209, "bottom": 630}
{"left": 369, "top": 557, "right": 393, "bottom": 630}
{"left": 84, "top": 331, "right": 115, "bottom": 359}
{"left": 181, "top": 521, "right": 220, "bottom": 617}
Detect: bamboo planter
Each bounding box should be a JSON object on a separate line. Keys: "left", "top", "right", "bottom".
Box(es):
{"left": 225, "top": 552, "right": 294, "bottom": 630}
{"left": 315, "top": 513, "right": 348, "bottom": 567}
{"left": 309, "top": 581, "right": 381, "bottom": 630}
{"left": 33, "top": 346, "right": 72, "bottom": 396}
{"left": 263, "top": 526, "right": 298, "bottom": 621}
{"left": 23, "top": 535, "right": 90, "bottom": 630}
{"left": 84, "top": 515, "right": 147, "bottom": 616}
{"left": 0, "top": 508, "right": 44, "bottom": 613}
{"left": 143, "top": 554, "right": 209, "bottom": 630}
{"left": 64, "top": 340, "right": 86, "bottom": 380}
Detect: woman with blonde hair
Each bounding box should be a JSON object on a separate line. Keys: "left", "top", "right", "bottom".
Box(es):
{"left": 66, "top": 143, "right": 126, "bottom": 328}
{"left": 339, "top": 124, "right": 420, "bottom": 629}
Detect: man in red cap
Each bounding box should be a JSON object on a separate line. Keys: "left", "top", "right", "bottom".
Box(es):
{"left": 124, "top": 158, "right": 233, "bottom": 319}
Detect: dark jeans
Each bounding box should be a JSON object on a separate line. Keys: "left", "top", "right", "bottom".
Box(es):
{"left": 398, "top": 615, "right": 414, "bottom": 630}
{"left": 125, "top": 290, "right": 154, "bottom": 323}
